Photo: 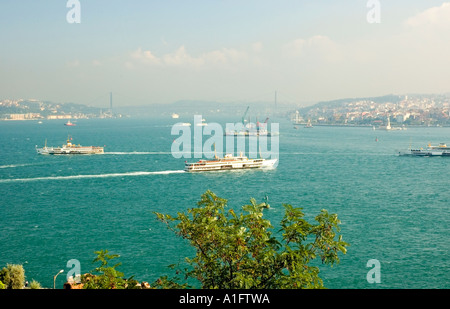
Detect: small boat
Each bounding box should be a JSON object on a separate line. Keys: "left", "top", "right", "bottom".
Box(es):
{"left": 185, "top": 152, "right": 277, "bottom": 172}
{"left": 65, "top": 120, "right": 76, "bottom": 126}
{"left": 36, "top": 136, "right": 104, "bottom": 155}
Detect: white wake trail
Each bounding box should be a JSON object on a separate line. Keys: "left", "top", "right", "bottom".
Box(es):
{"left": 0, "top": 163, "right": 38, "bottom": 169}
{"left": 0, "top": 170, "right": 185, "bottom": 183}
{"left": 104, "top": 152, "right": 172, "bottom": 155}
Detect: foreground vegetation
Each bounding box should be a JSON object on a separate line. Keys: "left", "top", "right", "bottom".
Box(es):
{"left": 1, "top": 190, "right": 348, "bottom": 289}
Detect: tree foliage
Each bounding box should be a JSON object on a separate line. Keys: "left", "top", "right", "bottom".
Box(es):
{"left": 81, "top": 250, "right": 140, "bottom": 289}
{"left": 0, "top": 264, "right": 25, "bottom": 289}
{"left": 154, "top": 190, "right": 349, "bottom": 289}
{"left": 29, "top": 279, "right": 42, "bottom": 289}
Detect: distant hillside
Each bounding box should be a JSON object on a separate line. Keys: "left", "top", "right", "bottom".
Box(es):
{"left": 299, "top": 94, "right": 403, "bottom": 112}
{"left": 289, "top": 93, "right": 450, "bottom": 126}
{"left": 0, "top": 99, "right": 101, "bottom": 117}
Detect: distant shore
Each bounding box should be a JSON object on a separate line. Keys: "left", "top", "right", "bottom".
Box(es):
{"left": 292, "top": 123, "right": 450, "bottom": 128}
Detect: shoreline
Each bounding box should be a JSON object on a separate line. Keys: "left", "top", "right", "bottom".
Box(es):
{"left": 292, "top": 123, "right": 450, "bottom": 128}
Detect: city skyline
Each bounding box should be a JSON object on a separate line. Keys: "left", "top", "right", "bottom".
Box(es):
{"left": 1, "top": 1, "right": 450, "bottom": 107}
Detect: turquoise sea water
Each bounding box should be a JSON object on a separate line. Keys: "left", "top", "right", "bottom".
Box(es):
{"left": 0, "top": 117, "right": 449, "bottom": 289}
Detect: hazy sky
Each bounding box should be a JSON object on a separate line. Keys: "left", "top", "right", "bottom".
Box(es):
{"left": 1, "top": 1, "right": 450, "bottom": 108}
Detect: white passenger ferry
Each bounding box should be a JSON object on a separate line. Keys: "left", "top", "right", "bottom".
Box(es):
{"left": 36, "top": 136, "right": 104, "bottom": 155}
{"left": 399, "top": 143, "right": 450, "bottom": 157}
{"left": 185, "top": 152, "right": 277, "bottom": 172}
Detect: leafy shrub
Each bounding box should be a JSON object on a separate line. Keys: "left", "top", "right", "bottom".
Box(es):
{"left": 0, "top": 264, "right": 25, "bottom": 289}
{"left": 81, "top": 250, "right": 140, "bottom": 289}
{"left": 29, "top": 279, "right": 42, "bottom": 289}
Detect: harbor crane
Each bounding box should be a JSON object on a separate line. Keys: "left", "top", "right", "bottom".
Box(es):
{"left": 242, "top": 106, "right": 250, "bottom": 124}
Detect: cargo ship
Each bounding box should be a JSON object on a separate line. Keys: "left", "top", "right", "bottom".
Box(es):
{"left": 185, "top": 152, "right": 277, "bottom": 172}
{"left": 36, "top": 136, "right": 104, "bottom": 155}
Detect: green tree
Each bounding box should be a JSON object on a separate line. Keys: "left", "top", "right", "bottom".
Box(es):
{"left": 0, "top": 264, "right": 25, "bottom": 289}
{"left": 154, "top": 190, "right": 348, "bottom": 289}
{"left": 81, "top": 250, "right": 140, "bottom": 289}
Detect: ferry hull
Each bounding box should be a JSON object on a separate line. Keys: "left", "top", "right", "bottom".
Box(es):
{"left": 399, "top": 151, "right": 450, "bottom": 157}
{"left": 399, "top": 143, "right": 450, "bottom": 157}
{"left": 37, "top": 148, "right": 104, "bottom": 155}
{"left": 185, "top": 156, "right": 277, "bottom": 172}
{"left": 36, "top": 136, "right": 104, "bottom": 155}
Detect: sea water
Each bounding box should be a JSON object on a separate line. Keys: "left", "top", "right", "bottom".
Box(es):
{"left": 0, "top": 117, "right": 449, "bottom": 289}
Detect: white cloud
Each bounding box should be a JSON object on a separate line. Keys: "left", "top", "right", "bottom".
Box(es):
{"left": 129, "top": 46, "right": 247, "bottom": 69}
{"left": 399, "top": 2, "right": 450, "bottom": 65}
{"left": 130, "top": 48, "right": 162, "bottom": 65}
{"left": 162, "top": 46, "right": 198, "bottom": 66}
{"left": 404, "top": 2, "right": 450, "bottom": 29}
